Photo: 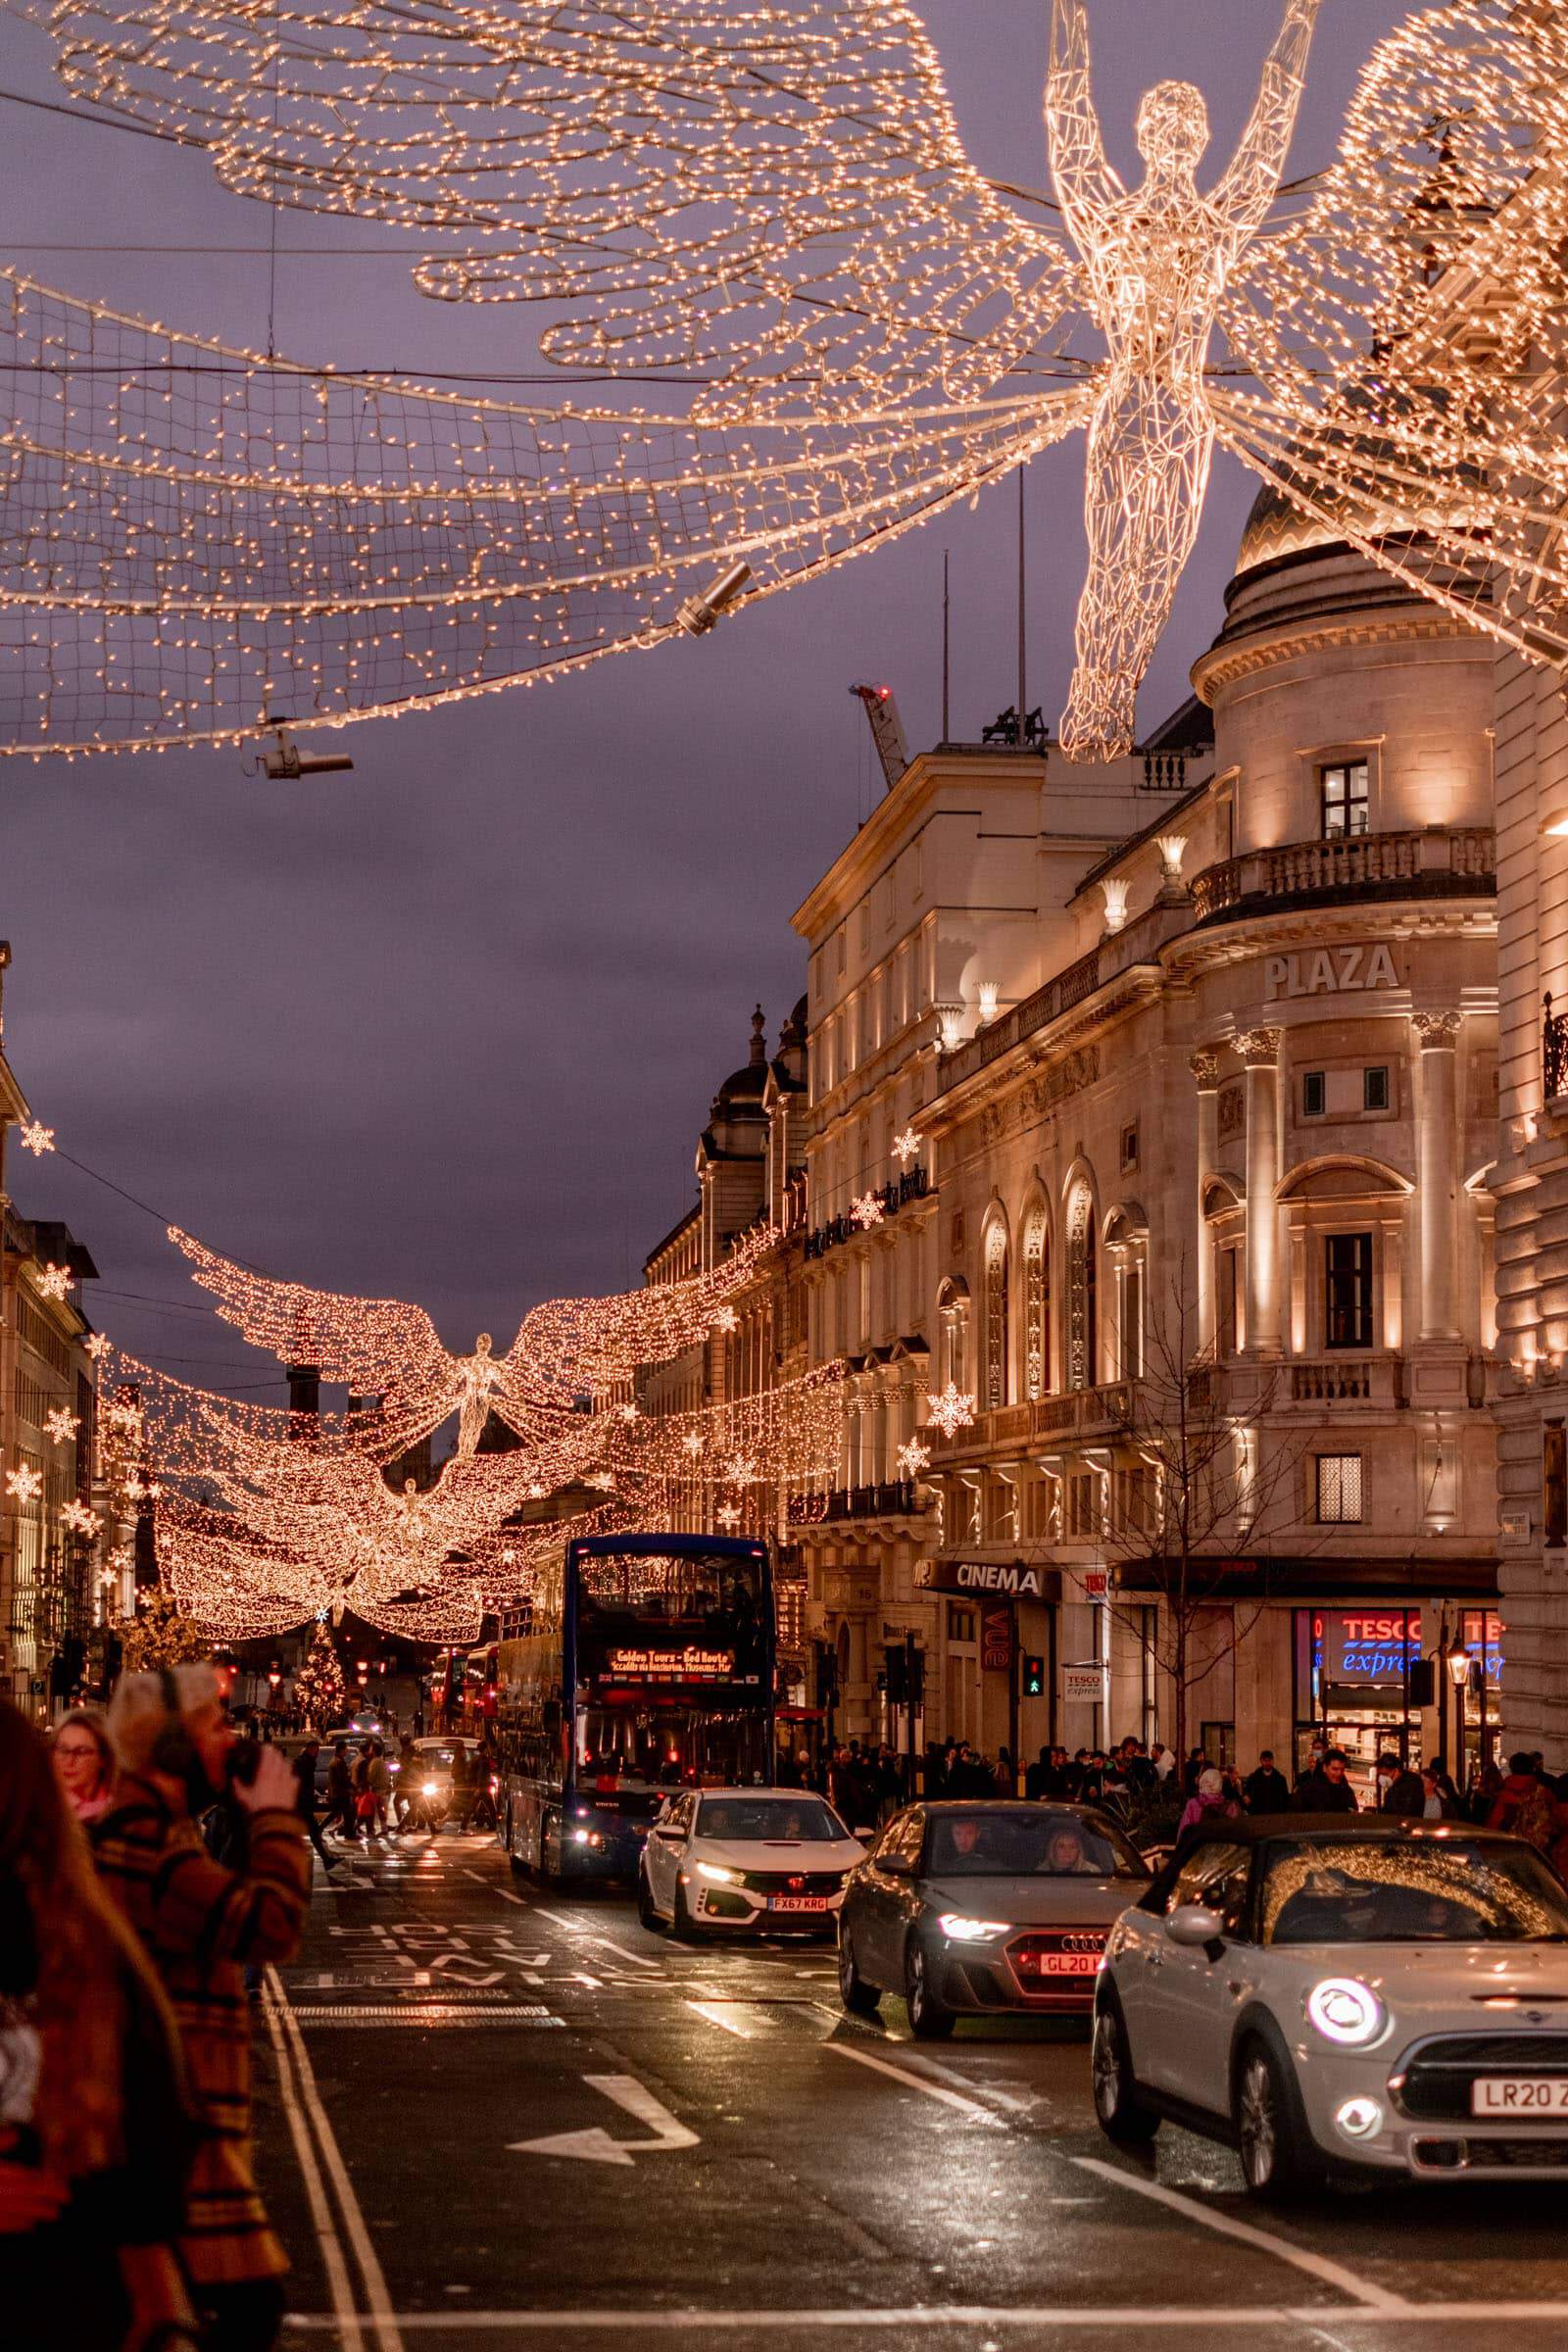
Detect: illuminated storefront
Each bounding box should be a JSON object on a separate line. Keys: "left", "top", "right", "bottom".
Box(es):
{"left": 1294, "top": 1603, "right": 1503, "bottom": 1799}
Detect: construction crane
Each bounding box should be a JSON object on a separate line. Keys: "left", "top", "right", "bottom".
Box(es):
{"left": 851, "top": 683, "right": 910, "bottom": 795}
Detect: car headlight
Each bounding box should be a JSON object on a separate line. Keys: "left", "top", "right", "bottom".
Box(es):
{"left": 696, "top": 1862, "right": 739, "bottom": 1885}
{"left": 422, "top": 1781, "right": 439, "bottom": 1796}
{"left": 1306, "top": 1978, "right": 1386, "bottom": 2047}
{"left": 938, "top": 1914, "right": 1010, "bottom": 1943}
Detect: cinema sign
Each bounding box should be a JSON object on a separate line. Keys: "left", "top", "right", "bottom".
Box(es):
{"left": 916, "top": 1558, "right": 1060, "bottom": 1602}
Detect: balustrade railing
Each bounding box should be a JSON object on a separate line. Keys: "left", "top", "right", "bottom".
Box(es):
{"left": 1191, "top": 827, "right": 1494, "bottom": 923}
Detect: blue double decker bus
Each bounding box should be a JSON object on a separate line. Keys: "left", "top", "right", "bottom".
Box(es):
{"left": 495, "top": 1531, "right": 774, "bottom": 1881}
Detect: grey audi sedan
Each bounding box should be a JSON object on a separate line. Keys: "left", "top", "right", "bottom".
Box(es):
{"left": 837, "top": 1802, "right": 1152, "bottom": 2037}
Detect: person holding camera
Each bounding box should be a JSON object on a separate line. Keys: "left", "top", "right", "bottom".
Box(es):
{"left": 95, "top": 1665, "right": 309, "bottom": 2352}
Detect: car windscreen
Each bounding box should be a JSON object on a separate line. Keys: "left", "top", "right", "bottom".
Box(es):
{"left": 413, "top": 1746, "right": 462, "bottom": 1770}
{"left": 1262, "top": 1838, "right": 1568, "bottom": 1945}
{"left": 696, "top": 1797, "right": 849, "bottom": 1843}
{"left": 927, "top": 1809, "right": 1150, "bottom": 1879}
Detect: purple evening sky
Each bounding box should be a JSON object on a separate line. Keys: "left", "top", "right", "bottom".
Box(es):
{"left": 0, "top": 1, "right": 1415, "bottom": 1394}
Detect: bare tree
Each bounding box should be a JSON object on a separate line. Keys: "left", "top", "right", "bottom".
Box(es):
{"left": 1095, "top": 1262, "right": 1314, "bottom": 1767}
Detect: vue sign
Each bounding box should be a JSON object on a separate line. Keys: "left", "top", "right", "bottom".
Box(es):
{"left": 1264, "top": 944, "right": 1398, "bottom": 1002}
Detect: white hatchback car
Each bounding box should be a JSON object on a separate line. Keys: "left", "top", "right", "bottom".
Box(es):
{"left": 637, "top": 1788, "right": 865, "bottom": 1937}
{"left": 1093, "top": 1816, "right": 1568, "bottom": 2197}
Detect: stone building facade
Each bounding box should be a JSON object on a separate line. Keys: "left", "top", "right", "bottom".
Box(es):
{"left": 0, "top": 946, "right": 109, "bottom": 1715}
{"left": 922, "top": 493, "right": 1503, "bottom": 1795}
{"left": 788, "top": 733, "right": 1211, "bottom": 1758}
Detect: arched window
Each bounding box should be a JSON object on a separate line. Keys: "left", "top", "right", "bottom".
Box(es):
{"left": 983, "top": 1216, "right": 1009, "bottom": 1411}
{"left": 938, "top": 1278, "right": 971, "bottom": 1395}
{"left": 1067, "top": 1179, "right": 1098, "bottom": 1391}
{"left": 1023, "top": 1203, "right": 1051, "bottom": 1400}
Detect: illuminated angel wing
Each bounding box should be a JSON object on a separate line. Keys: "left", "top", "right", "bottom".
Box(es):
{"left": 1217, "top": 0, "right": 1568, "bottom": 661}
{"left": 0, "top": 267, "right": 1086, "bottom": 756}
{"left": 168, "top": 1225, "right": 460, "bottom": 1417}
{"left": 497, "top": 1228, "right": 777, "bottom": 1415}
{"left": 12, "top": 0, "right": 1078, "bottom": 412}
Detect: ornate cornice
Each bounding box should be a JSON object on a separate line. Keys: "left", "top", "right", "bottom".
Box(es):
{"left": 1190, "top": 1051, "right": 1220, "bottom": 1089}
{"left": 1193, "top": 609, "right": 1481, "bottom": 701}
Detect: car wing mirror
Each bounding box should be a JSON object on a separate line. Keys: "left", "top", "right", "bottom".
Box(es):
{"left": 1165, "top": 1903, "right": 1225, "bottom": 1957}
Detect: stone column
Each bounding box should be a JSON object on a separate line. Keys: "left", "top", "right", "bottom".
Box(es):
{"left": 1414, "top": 1009, "right": 1463, "bottom": 1344}
{"left": 1237, "top": 1029, "right": 1284, "bottom": 1357}
{"left": 1191, "top": 1052, "right": 1220, "bottom": 1351}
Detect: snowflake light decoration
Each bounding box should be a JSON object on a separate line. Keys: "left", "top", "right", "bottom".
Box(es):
{"left": 725, "top": 1454, "right": 760, "bottom": 1488}
{"left": 85, "top": 1333, "right": 112, "bottom": 1361}
{"left": 18, "top": 1120, "right": 55, "bottom": 1155}
{"left": 4, "top": 2, "right": 1568, "bottom": 759}
{"left": 712, "top": 1307, "right": 740, "bottom": 1336}
{"left": 897, "top": 1438, "right": 932, "bottom": 1479}
{"left": 926, "top": 1386, "right": 978, "bottom": 1441}
{"left": 36, "top": 1264, "right": 73, "bottom": 1301}
{"left": 5, "top": 1465, "right": 43, "bottom": 1504}
{"left": 893, "top": 1131, "right": 922, "bottom": 1166}
{"left": 44, "top": 1407, "right": 78, "bottom": 1446}
{"left": 715, "top": 1503, "right": 742, "bottom": 1532}
{"left": 852, "top": 1195, "right": 886, "bottom": 1231}
{"left": 61, "top": 1500, "right": 102, "bottom": 1539}
{"left": 682, "top": 1432, "right": 706, "bottom": 1459}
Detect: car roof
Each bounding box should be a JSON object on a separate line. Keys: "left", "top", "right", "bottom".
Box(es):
{"left": 1176, "top": 1815, "right": 1525, "bottom": 1846}
{"left": 914, "top": 1800, "right": 1124, "bottom": 1822}
{"left": 695, "top": 1787, "right": 833, "bottom": 1800}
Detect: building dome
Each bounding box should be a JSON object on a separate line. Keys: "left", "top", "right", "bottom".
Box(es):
{"left": 1235, "top": 475, "right": 1352, "bottom": 576}
{"left": 710, "top": 1004, "right": 769, "bottom": 1110}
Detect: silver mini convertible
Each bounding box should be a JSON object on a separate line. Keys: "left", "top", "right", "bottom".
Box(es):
{"left": 1092, "top": 1815, "right": 1568, "bottom": 2197}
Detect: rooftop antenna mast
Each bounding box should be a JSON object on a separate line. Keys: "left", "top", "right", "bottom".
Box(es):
{"left": 1017, "top": 466, "right": 1027, "bottom": 745}
{"left": 942, "top": 548, "right": 951, "bottom": 745}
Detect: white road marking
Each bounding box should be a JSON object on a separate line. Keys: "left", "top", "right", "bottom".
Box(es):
{"left": 260, "top": 1986, "right": 365, "bottom": 2352}
{"left": 464, "top": 1869, "right": 527, "bottom": 1905}
{"left": 279, "top": 2304, "right": 1568, "bottom": 2333}
{"left": 823, "top": 2041, "right": 1006, "bottom": 2127}
{"left": 508, "top": 2073, "right": 700, "bottom": 2166}
{"left": 687, "top": 2000, "right": 767, "bottom": 2038}
{"left": 1069, "top": 2157, "right": 1408, "bottom": 2314}
{"left": 265, "top": 1968, "right": 407, "bottom": 2352}
{"left": 533, "top": 1910, "right": 664, "bottom": 1973}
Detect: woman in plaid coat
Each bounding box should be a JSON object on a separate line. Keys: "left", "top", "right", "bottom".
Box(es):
{"left": 97, "top": 1666, "right": 309, "bottom": 2352}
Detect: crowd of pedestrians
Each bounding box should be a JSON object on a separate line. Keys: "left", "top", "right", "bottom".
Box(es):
{"left": 3, "top": 1671, "right": 308, "bottom": 2352}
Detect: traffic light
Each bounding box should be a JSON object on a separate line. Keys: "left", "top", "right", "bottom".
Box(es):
{"left": 1022, "top": 1653, "right": 1047, "bottom": 1699}
{"left": 884, "top": 1643, "right": 908, "bottom": 1705}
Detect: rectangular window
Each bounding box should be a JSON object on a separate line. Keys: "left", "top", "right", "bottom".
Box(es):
{"left": 1302, "top": 1069, "right": 1326, "bottom": 1118}
{"left": 1363, "top": 1065, "right": 1390, "bottom": 1112}
{"left": 948, "top": 1604, "right": 976, "bottom": 1644}
{"left": 1121, "top": 1265, "right": 1144, "bottom": 1380}
{"left": 1217, "top": 1246, "right": 1240, "bottom": 1357}
{"left": 1321, "top": 760, "right": 1370, "bottom": 839}
{"left": 1120, "top": 1121, "right": 1140, "bottom": 1172}
{"left": 1316, "top": 1453, "right": 1365, "bottom": 1524}
{"left": 1546, "top": 1422, "right": 1567, "bottom": 1549}
{"left": 1324, "top": 1232, "right": 1375, "bottom": 1349}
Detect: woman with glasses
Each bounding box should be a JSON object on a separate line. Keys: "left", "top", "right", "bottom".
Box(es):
{"left": 50, "top": 1710, "right": 116, "bottom": 1826}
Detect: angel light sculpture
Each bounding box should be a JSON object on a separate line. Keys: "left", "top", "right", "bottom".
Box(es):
{"left": 5, "top": 0, "right": 1568, "bottom": 759}
{"left": 1049, "top": 0, "right": 1318, "bottom": 756}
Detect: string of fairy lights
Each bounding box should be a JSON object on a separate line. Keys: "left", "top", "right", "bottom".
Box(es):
{"left": 1, "top": 2, "right": 1567, "bottom": 759}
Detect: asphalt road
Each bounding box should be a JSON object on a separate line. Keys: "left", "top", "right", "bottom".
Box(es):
{"left": 254, "top": 1829, "right": 1568, "bottom": 2352}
